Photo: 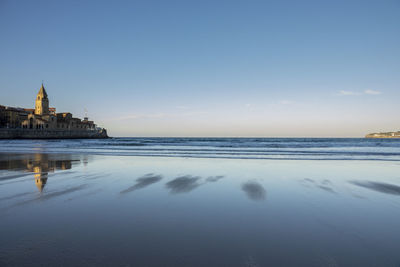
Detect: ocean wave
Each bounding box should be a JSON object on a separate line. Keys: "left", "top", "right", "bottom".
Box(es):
{"left": 1, "top": 138, "right": 400, "bottom": 161}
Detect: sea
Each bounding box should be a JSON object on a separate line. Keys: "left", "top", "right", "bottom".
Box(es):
{"left": 1, "top": 137, "right": 400, "bottom": 160}
{"left": 0, "top": 138, "right": 399, "bottom": 266}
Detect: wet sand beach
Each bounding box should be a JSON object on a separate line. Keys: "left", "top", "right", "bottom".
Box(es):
{"left": 0, "top": 139, "right": 400, "bottom": 266}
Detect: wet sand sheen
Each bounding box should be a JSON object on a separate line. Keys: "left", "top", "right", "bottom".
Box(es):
{"left": 0, "top": 153, "right": 400, "bottom": 266}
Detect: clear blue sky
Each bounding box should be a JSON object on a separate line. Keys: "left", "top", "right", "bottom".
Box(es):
{"left": 1, "top": 0, "right": 399, "bottom": 137}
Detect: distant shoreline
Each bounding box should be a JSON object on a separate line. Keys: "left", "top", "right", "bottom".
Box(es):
{"left": 365, "top": 132, "right": 400, "bottom": 138}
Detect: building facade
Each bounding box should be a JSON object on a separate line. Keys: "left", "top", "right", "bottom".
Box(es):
{"left": 1, "top": 84, "right": 98, "bottom": 131}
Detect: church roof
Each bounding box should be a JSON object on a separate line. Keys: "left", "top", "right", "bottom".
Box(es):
{"left": 35, "top": 177, "right": 48, "bottom": 192}
{"left": 37, "top": 83, "right": 48, "bottom": 98}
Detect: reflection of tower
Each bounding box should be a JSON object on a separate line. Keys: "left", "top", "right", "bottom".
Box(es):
{"left": 83, "top": 155, "right": 89, "bottom": 167}
{"left": 33, "top": 166, "right": 48, "bottom": 193}
{"left": 0, "top": 153, "right": 82, "bottom": 192}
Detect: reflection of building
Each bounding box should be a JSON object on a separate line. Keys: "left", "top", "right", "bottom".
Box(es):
{"left": 0, "top": 154, "right": 84, "bottom": 192}
{"left": 34, "top": 170, "right": 48, "bottom": 193}
{"left": 0, "top": 84, "right": 108, "bottom": 138}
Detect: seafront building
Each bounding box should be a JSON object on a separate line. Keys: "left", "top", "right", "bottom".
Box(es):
{"left": 0, "top": 84, "right": 107, "bottom": 138}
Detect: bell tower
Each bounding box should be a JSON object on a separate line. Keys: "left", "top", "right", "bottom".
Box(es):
{"left": 35, "top": 83, "right": 49, "bottom": 115}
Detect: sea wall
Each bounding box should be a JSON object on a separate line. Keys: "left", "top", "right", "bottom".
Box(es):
{"left": 0, "top": 128, "right": 108, "bottom": 139}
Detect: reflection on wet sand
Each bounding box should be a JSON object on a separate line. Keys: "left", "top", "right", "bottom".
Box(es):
{"left": 0, "top": 154, "right": 85, "bottom": 193}
{"left": 34, "top": 172, "right": 48, "bottom": 192}
{"left": 301, "top": 178, "right": 336, "bottom": 194}
{"left": 39, "top": 184, "right": 88, "bottom": 200}
{"left": 242, "top": 181, "right": 266, "bottom": 201}
{"left": 164, "top": 175, "right": 225, "bottom": 194}
{"left": 350, "top": 181, "right": 400, "bottom": 196}
{"left": 1, "top": 153, "right": 399, "bottom": 267}
{"left": 0, "top": 191, "right": 32, "bottom": 201}
{"left": 206, "top": 175, "right": 225, "bottom": 182}
{"left": 166, "top": 175, "right": 202, "bottom": 194}
{"left": 0, "top": 172, "right": 32, "bottom": 182}
{"left": 120, "top": 173, "right": 163, "bottom": 194}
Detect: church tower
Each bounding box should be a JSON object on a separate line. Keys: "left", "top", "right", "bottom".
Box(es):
{"left": 34, "top": 171, "right": 48, "bottom": 193}
{"left": 35, "top": 83, "right": 49, "bottom": 115}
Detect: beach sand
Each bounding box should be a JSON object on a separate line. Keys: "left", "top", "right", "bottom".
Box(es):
{"left": 0, "top": 153, "right": 399, "bottom": 266}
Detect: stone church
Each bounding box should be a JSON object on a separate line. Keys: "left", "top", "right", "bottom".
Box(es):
{"left": 20, "top": 84, "right": 96, "bottom": 131}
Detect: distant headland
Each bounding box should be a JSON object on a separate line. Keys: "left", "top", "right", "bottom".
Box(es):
{"left": 365, "top": 131, "right": 400, "bottom": 138}
{"left": 0, "top": 84, "right": 108, "bottom": 139}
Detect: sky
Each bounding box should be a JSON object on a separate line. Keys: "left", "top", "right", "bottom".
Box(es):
{"left": 0, "top": 0, "right": 399, "bottom": 137}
